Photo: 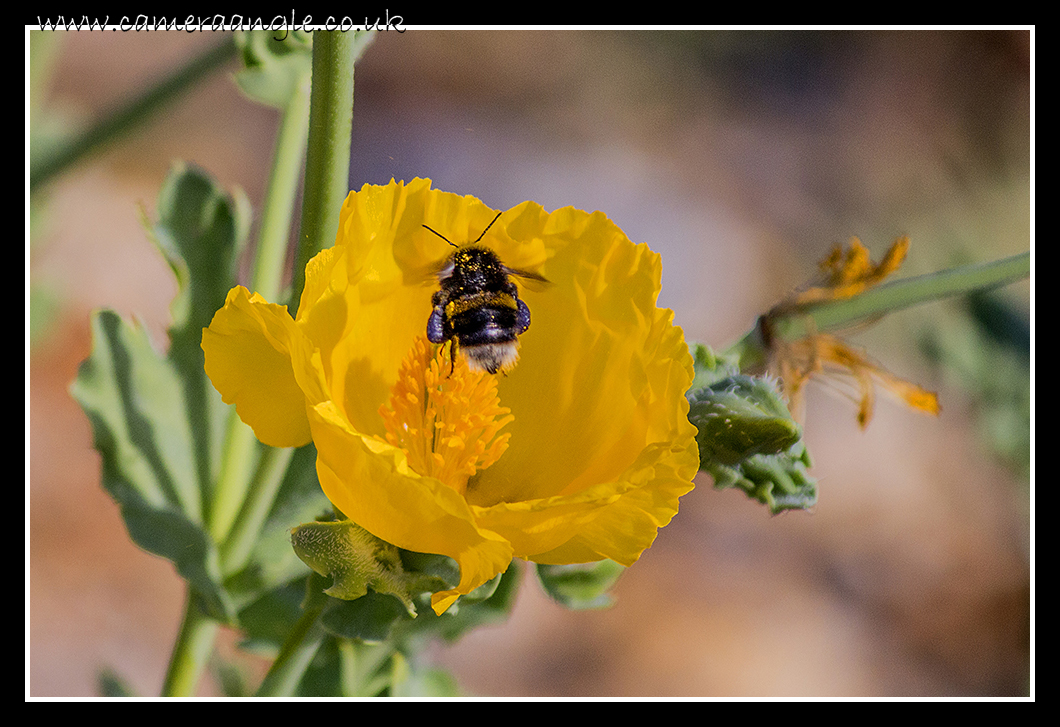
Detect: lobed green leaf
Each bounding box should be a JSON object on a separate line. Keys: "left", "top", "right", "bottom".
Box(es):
{"left": 71, "top": 311, "right": 235, "bottom": 619}
{"left": 70, "top": 163, "right": 251, "bottom": 621}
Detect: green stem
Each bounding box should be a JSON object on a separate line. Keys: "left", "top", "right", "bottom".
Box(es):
{"left": 774, "top": 251, "right": 1030, "bottom": 338}
{"left": 249, "top": 70, "right": 313, "bottom": 303}
{"left": 289, "top": 30, "right": 360, "bottom": 314}
{"left": 210, "top": 54, "right": 315, "bottom": 548}
{"left": 30, "top": 35, "right": 237, "bottom": 192}
{"left": 255, "top": 575, "right": 330, "bottom": 696}
{"left": 338, "top": 639, "right": 398, "bottom": 696}
{"left": 337, "top": 639, "right": 361, "bottom": 695}
{"left": 220, "top": 445, "right": 296, "bottom": 575}
{"left": 208, "top": 409, "right": 261, "bottom": 544}
{"left": 161, "top": 592, "right": 220, "bottom": 697}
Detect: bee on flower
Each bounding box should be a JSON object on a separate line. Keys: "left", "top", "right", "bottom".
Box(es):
{"left": 422, "top": 211, "right": 548, "bottom": 375}
{"left": 202, "top": 178, "right": 699, "bottom": 614}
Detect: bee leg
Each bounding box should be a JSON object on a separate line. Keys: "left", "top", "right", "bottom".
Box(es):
{"left": 447, "top": 339, "right": 457, "bottom": 377}
{"left": 515, "top": 299, "right": 531, "bottom": 334}
{"left": 427, "top": 307, "right": 445, "bottom": 344}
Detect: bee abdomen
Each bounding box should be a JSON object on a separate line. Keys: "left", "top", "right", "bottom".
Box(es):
{"left": 449, "top": 305, "right": 522, "bottom": 345}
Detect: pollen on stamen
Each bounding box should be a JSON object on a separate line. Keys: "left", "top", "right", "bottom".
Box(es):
{"left": 379, "top": 336, "right": 513, "bottom": 495}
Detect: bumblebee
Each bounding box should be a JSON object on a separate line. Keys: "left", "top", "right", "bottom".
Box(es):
{"left": 423, "top": 213, "right": 547, "bottom": 374}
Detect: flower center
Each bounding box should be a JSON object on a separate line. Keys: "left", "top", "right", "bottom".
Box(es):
{"left": 379, "top": 337, "right": 513, "bottom": 495}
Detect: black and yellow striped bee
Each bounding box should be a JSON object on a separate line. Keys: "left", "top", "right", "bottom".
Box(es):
{"left": 423, "top": 212, "right": 547, "bottom": 374}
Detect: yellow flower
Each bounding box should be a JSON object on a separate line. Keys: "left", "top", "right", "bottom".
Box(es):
{"left": 762, "top": 237, "right": 940, "bottom": 428}
{"left": 202, "top": 178, "right": 699, "bottom": 614}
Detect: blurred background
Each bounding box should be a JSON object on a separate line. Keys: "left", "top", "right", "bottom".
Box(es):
{"left": 29, "top": 29, "right": 1031, "bottom": 697}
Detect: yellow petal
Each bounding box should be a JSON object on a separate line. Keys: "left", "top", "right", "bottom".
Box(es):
{"left": 475, "top": 438, "right": 698, "bottom": 565}
{"left": 202, "top": 286, "right": 313, "bottom": 448}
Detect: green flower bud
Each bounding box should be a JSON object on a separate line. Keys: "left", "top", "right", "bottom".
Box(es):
{"left": 688, "top": 373, "right": 817, "bottom": 514}
{"left": 291, "top": 520, "right": 447, "bottom": 616}
{"left": 688, "top": 375, "right": 801, "bottom": 465}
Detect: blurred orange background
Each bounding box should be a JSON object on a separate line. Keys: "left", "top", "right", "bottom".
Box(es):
{"left": 29, "top": 29, "right": 1031, "bottom": 697}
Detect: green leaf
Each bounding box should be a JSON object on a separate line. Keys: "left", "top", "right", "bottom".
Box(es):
{"left": 295, "top": 636, "right": 397, "bottom": 697}
{"left": 237, "top": 578, "right": 308, "bottom": 656}
{"left": 148, "top": 162, "right": 251, "bottom": 491}
{"left": 70, "top": 163, "right": 251, "bottom": 621}
{"left": 320, "top": 592, "right": 410, "bottom": 643}
{"left": 70, "top": 311, "right": 234, "bottom": 620}
{"left": 536, "top": 560, "right": 625, "bottom": 610}
{"left": 295, "top": 637, "right": 347, "bottom": 697}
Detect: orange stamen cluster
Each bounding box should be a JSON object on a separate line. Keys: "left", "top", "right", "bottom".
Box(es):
{"left": 379, "top": 337, "right": 513, "bottom": 495}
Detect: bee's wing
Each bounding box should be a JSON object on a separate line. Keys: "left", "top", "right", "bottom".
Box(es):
{"left": 503, "top": 265, "right": 550, "bottom": 291}
{"left": 405, "top": 252, "right": 456, "bottom": 287}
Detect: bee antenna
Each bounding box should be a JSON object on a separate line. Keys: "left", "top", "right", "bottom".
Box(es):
{"left": 472, "top": 212, "right": 503, "bottom": 244}
{"left": 422, "top": 224, "right": 458, "bottom": 248}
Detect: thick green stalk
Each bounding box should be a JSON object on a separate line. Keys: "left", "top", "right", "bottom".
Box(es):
{"left": 249, "top": 71, "right": 313, "bottom": 303}
{"left": 161, "top": 594, "right": 220, "bottom": 697}
{"left": 30, "top": 36, "right": 237, "bottom": 191}
{"left": 772, "top": 251, "right": 1030, "bottom": 339}
{"left": 724, "top": 251, "right": 1030, "bottom": 369}
{"left": 220, "top": 445, "right": 295, "bottom": 575}
{"left": 255, "top": 576, "right": 330, "bottom": 696}
{"left": 289, "top": 30, "right": 358, "bottom": 314}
